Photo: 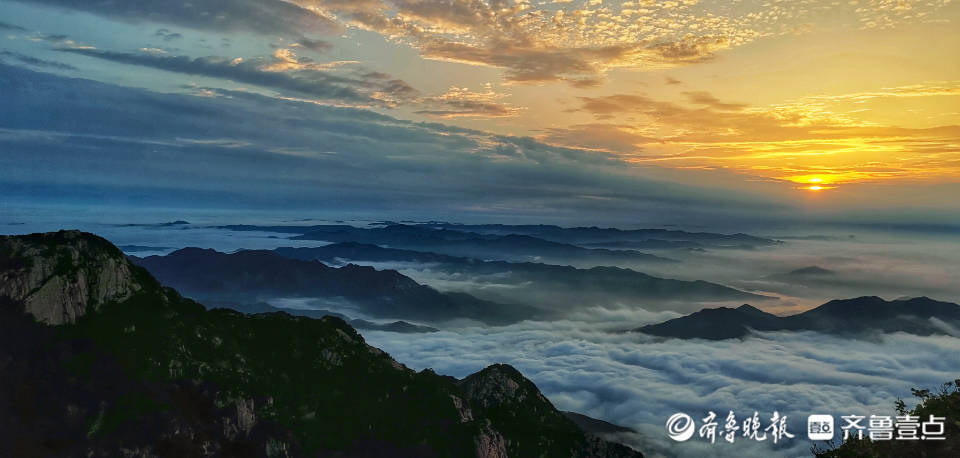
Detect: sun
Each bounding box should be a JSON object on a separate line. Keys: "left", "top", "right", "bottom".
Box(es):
{"left": 794, "top": 176, "right": 836, "bottom": 191}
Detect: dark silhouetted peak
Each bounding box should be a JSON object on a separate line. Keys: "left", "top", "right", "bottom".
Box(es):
{"left": 798, "top": 296, "right": 889, "bottom": 318}
{"left": 640, "top": 296, "right": 960, "bottom": 339}
{"left": 736, "top": 304, "right": 774, "bottom": 317}
{"left": 788, "top": 266, "right": 835, "bottom": 276}
{"left": 458, "top": 364, "right": 643, "bottom": 457}
{"left": 459, "top": 364, "right": 540, "bottom": 409}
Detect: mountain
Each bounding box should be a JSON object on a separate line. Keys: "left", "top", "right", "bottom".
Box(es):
{"left": 0, "top": 230, "right": 642, "bottom": 457}
{"left": 562, "top": 412, "right": 636, "bottom": 434}
{"left": 0, "top": 230, "right": 147, "bottom": 324}
{"left": 788, "top": 296, "right": 960, "bottom": 334}
{"left": 636, "top": 296, "right": 960, "bottom": 339}
{"left": 275, "top": 243, "right": 769, "bottom": 304}
{"left": 203, "top": 299, "right": 439, "bottom": 333}
{"left": 636, "top": 304, "right": 782, "bottom": 340}
{"left": 130, "top": 247, "right": 539, "bottom": 325}
{"left": 784, "top": 266, "right": 835, "bottom": 276}
{"left": 413, "top": 223, "right": 779, "bottom": 248}
{"left": 581, "top": 240, "right": 706, "bottom": 251}
{"left": 220, "top": 221, "right": 777, "bottom": 251}
{"left": 763, "top": 265, "right": 836, "bottom": 284}
{"left": 223, "top": 223, "right": 675, "bottom": 265}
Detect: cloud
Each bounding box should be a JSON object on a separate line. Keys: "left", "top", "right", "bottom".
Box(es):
{"left": 416, "top": 84, "right": 523, "bottom": 118}
{"left": 0, "top": 21, "right": 28, "bottom": 32}
{"left": 18, "top": 0, "right": 339, "bottom": 40}
{"left": 153, "top": 28, "right": 183, "bottom": 42}
{"left": 683, "top": 91, "right": 747, "bottom": 111}
{"left": 13, "top": 0, "right": 955, "bottom": 86}
{"left": 550, "top": 90, "right": 960, "bottom": 186}
{"left": 0, "top": 62, "right": 786, "bottom": 225}
{"left": 361, "top": 314, "right": 960, "bottom": 458}
{"left": 291, "top": 38, "right": 334, "bottom": 53}
{"left": 58, "top": 47, "right": 418, "bottom": 107}
{"left": 0, "top": 49, "right": 77, "bottom": 70}
{"left": 12, "top": 28, "right": 95, "bottom": 49}
{"left": 804, "top": 81, "right": 960, "bottom": 103}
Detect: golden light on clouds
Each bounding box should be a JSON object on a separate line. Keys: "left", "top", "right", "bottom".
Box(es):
{"left": 544, "top": 78, "right": 960, "bottom": 191}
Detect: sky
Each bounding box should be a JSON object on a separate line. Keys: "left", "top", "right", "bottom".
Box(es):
{"left": 1, "top": 0, "right": 959, "bottom": 227}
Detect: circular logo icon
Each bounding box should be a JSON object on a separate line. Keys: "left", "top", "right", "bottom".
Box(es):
{"left": 666, "top": 413, "right": 695, "bottom": 442}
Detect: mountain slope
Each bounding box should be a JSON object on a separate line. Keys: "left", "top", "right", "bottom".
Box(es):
{"left": 131, "top": 247, "right": 538, "bottom": 325}
{"left": 0, "top": 230, "right": 643, "bottom": 457}
{"left": 636, "top": 296, "right": 960, "bottom": 339}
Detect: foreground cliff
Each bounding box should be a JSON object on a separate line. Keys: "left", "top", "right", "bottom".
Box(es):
{"left": 0, "top": 231, "right": 144, "bottom": 324}
{"left": 0, "top": 230, "right": 642, "bottom": 458}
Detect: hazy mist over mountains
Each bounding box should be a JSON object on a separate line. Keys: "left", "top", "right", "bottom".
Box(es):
{"left": 2, "top": 210, "right": 959, "bottom": 456}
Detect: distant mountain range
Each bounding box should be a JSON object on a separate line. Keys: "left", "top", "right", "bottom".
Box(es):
{"left": 204, "top": 300, "right": 439, "bottom": 333}
{"left": 274, "top": 242, "right": 770, "bottom": 304}
{"left": 413, "top": 222, "right": 779, "bottom": 248}
{"left": 130, "top": 247, "right": 539, "bottom": 325}
{"left": 220, "top": 223, "right": 676, "bottom": 264}
{"left": 636, "top": 296, "right": 960, "bottom": 339}
{"left": 0, "top": 230, "right": 643, "bottom": 457}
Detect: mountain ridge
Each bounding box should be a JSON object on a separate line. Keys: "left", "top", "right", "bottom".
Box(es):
{"left": 130, "top": 246, "right": 540, "bottom": 325}
{"left": 0, "top": 230, "right": 643, "bottom": 457}
{"left": 273, "top": 242, "right": 771, "bottom": 304}
{"left": 637, "top": 296, "right": 960, "bottom": 339}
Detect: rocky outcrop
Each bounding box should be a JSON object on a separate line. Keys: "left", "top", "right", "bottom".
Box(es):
{"left": 458, "top": 364, "right": 643, "bottom": 458}
{"left": 460, "top": 364, "right": 549, "bottom": 409}
{"left": 0, "top": 230, "right": 145, "bottom": 324}
{"left": 474, "top": 421, "right": 509, "bottom": 458}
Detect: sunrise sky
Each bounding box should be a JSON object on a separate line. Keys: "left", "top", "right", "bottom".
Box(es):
{"left": 2, "top": 0, "right": 959, "bottom": 226}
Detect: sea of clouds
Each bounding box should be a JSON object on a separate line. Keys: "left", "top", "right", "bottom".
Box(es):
{"left": 5, "top": 213, "right": 958, "bottom": 457}
{"left": 363, "top": 312, "right": 959, "bottom": 458}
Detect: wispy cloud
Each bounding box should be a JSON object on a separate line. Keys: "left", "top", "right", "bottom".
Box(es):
{"left": 416, "top": 83, "right": 524, "bottom": 118}
{"left": 0, "top": 49, "right": 76, "bottom": 70}
{"left": 58, "top": 47, "right": 418, "bottom": 107}
{"left": 18, "top": 0, "right": 339, "bottom": 42}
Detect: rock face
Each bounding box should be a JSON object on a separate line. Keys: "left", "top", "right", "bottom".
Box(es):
{"left": 0, "top": 231, "right": 644, "bottom": 458}
{"left": 459, "top": 364, "right": 642, "bottom": 458}
{"left": 0, "top": 230, "right": 143, "bottom": 324}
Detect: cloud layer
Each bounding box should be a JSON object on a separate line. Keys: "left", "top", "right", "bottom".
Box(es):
{"left": 363, "top": 315, "right": 960, "bottom": 457}
{"left": 14, "top": 0, "right": 955, "bottom": 85}
{"left": 547, "top": 86, "right": 960, "bottom": 187}
{"left": 0, "top": 62, "right": 784, "bottom": 225}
